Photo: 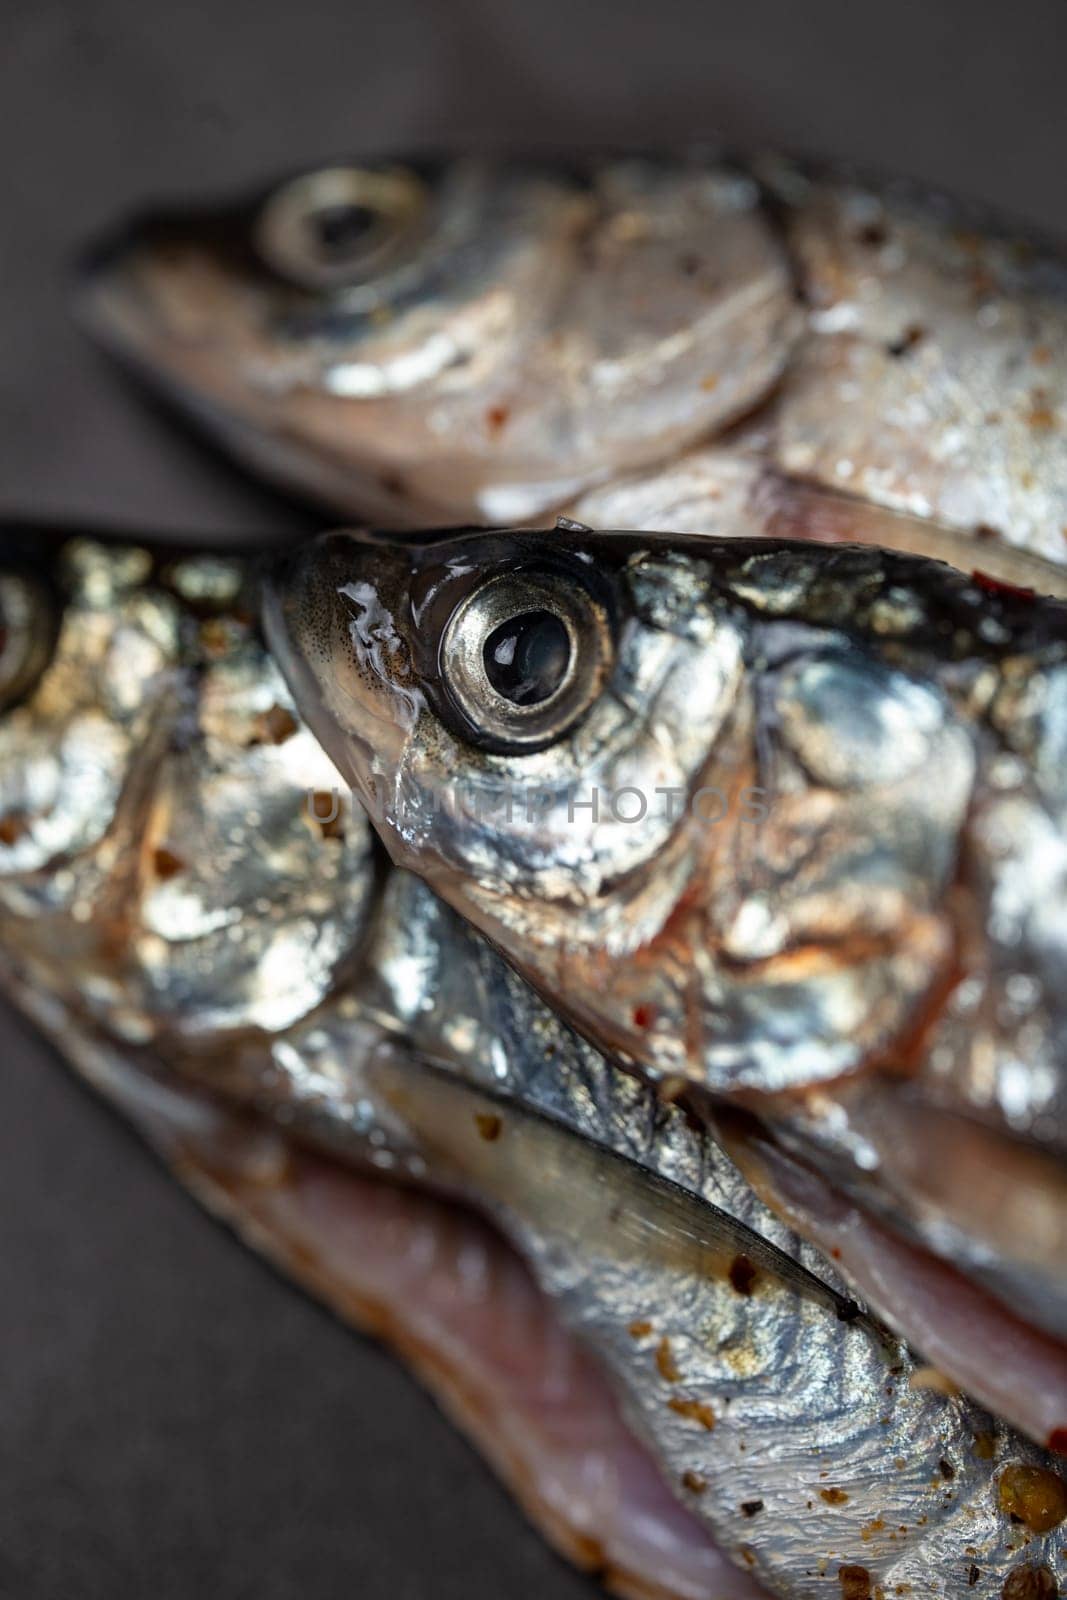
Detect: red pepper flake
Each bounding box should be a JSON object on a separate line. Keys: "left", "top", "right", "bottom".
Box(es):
{"left": 667, "top": 1396, "right": 716, "bottom": 1431}
{"left": 0, "top": 811, "right": 32, "bottom": 847}
{"left": 971, "top": 569, "right": 1037, "bottom": 602}
{"left": 152, "top": 847, "right": 185, "bottom": 881}
{"left": 250, "top": 703, "right": 299, "bottom": 746}
{"left": 632, "top": 1003, "right": 656, "bottom": 1030}
{"left": 1047, "top": 1427, "right": 1067, "bottom": 1455}
{"left": 839, "top": 1566, "right": 873, "bottom": 1600}
{"left": 886, "top": 323, "right": 925, "bottom": 358}
{"left": 728, "top": 1254, "right": 759, "bottom": 1296}
{"left": 485, "top": 403, "right": 510, "bottom": 436}
{"left": 655, "top": 1337, "right": 681, "bottom": 1383}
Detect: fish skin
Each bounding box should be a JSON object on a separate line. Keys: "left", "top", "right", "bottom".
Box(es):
{"left": 264, "top": 525, "right": 1067, "bottom": 1345}
{"left": 78, "top": 153, "right": 1067, "bottom": 565}
{"left": 764, "top": 160, "right": 1067, "bottom": 566}
{"left": 566, "top": 444, "right": 1067, "bottom": 602}
{"left": 3, "top": 531, "right": 1065, "bottom": 1596}
{"left": 0, "top": 534, "right": 378, "bottom": 1041}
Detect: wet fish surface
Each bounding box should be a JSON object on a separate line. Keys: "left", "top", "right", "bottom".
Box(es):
{"left": 3, "top": 530, "right": 1066, "bottom": 1599}
{"left": 267, "top": 526, "right": 1067, "bottom": 1430}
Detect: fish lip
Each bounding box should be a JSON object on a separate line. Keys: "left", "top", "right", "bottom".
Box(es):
{"left": 70, "top": 211, "right": 145, "bottom": 355}
{"left": 70, "top": 189, "right": 266, "bottom": 358}
{"left": 72, "top": 213, "right": 135, "bottom": 303}
{"left": 70, "top": 204, "right": 188, "bottom": 370}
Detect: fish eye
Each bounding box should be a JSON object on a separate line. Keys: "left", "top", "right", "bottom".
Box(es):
{"left": 0, "top": 571, "right": 55, "bottom": 711}
{"left": 255, "top": 165, "right": 427, "bottom": 291}
{"left": 440, "top": 569, "right": 614, "bottom": 754}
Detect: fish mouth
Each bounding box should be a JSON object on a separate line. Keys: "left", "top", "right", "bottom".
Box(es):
{"left": 74, "top": 194, "right": 261, "bottom": 354}
{"left": 74, "top": 207, "right": 476, "bottom": 527}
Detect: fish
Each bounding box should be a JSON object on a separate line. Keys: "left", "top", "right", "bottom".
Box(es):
{"left": 79, "top": 153, "right": 1067, "bottom": 573}
{"left": 4, "top": 529, "right": 1066, "bottom": 1598}
{"left": 264, "top": 523, "right": 1067, "bottom": 1462}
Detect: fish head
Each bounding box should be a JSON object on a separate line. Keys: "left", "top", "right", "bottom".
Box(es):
{"left": 78, "top": 157, "right": 798, "bottom": 523}
{"left": 266, "top": 516, "right": 747, "bottom": 870}
{"left": 264, "top": 524, "right": 736, "bottom": 942}
{"left": 268, "top": 527, "right": 986, "bottom": 1086}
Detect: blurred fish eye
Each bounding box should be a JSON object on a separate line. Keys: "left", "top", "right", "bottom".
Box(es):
{"left": 254, "top": 165, "right": 427, "bottom": 290}
{"left": 439, "top": 568, "right": 614, "bottom": 754}
{"left": 0, "top": 571, "right": 55, "bottom": 711}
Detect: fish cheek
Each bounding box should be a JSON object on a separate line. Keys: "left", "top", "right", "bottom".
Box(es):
{"left": 481, "top": 644, "right": 974, "bottom": 1101}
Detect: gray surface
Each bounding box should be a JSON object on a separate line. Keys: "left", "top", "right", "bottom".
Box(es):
{"left": 3, "top": 2, "right": 1067, "bottom": 1596}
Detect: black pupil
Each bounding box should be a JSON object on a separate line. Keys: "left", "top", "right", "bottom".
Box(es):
{"left": 483, "top": 611, "right": 570, "bottom": 707}
{"left": 312, "top": 202, "right": 379, "bottom": 256}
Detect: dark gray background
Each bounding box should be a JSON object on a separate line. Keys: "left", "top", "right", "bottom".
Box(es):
{"left": 3, "top": 3, "right": 1066, "bottom": 1596}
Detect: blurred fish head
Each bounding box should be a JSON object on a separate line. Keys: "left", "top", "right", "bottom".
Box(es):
{"left": 78, "top": 156, "right": 798, "bottom": 523}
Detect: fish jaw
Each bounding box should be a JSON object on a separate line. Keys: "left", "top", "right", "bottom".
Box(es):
{"left": 76, "top": 158, "right": 799, "bottom": 525}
